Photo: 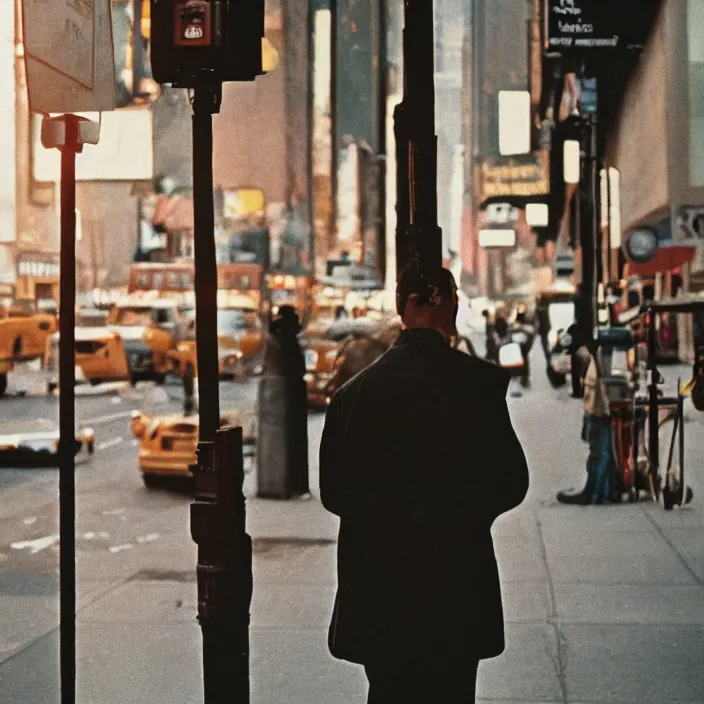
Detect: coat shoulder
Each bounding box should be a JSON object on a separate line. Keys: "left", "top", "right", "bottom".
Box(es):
{"left": 450, "top": 349, "right": 510, "bottom": 396}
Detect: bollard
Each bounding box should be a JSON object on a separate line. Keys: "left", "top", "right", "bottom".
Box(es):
{"left": 256, "top": 374, "right": 292, "bottom": 498}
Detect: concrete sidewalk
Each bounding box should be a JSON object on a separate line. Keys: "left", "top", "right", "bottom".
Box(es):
{"left": 2, "top": 365, "right": 703, "bottom": 703}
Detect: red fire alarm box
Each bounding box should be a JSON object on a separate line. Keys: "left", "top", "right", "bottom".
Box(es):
{"left": 174, "top": 0, "right": 212, "bottom": 47}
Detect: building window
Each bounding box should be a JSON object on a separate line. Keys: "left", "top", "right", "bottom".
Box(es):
{"left": 688, "top": 0, "right": 704, "bottom": 186}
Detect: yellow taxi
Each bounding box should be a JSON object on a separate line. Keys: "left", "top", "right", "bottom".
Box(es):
{"left": 167, "top": 294, "right": 265, "bottom": 379}
{"left": 0, "top": 303, "right": 57, "bottom": 397}
{"left": 45, "top": 309, "right": 131, "bottom": 391}
{"left": 130, "top": 409, "right": 256, "bottom": 486}
{"left": 107, "top": 297, "right": 184, "bottom": 383}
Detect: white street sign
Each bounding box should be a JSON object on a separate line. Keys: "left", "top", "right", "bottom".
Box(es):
{"left": 24, "top": 0, "right": 95, "bottom": 89}
{"left": 22, "top": 0, "right": 115, "bottom": 114}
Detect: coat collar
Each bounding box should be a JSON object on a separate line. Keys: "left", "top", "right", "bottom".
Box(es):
{"left": 394, "top": 328, "right": 448, "bottom": 347}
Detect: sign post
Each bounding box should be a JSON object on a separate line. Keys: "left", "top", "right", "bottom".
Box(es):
{"left": 149, "top": 0, "right": 267, "bottom": 697}
{"left": 21, "top": 3, "right": 115, "bottom": 703}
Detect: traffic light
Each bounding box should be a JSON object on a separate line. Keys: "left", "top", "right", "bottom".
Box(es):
{"left": 150, "top": 0, "right": 265, "bottom": 87}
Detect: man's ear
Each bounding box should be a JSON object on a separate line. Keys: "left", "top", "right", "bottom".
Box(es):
{"left": 427, "top": 285, "right": 440, "bottom": 306}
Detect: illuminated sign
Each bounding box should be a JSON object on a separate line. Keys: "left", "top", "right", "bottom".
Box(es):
{"left": 128, "top": 263, "right": 263, "bottom": 293}
{"left": 545, "top": 0, "right": 647, "bottom": 53}
{"left": 16, "top": 252, "right": 60, "bottom": 279}
{"left": 479, "top": 229, "right": 517, "bottom": 248}
{"left": 479, "top": 153, "right": 550, "bottom": 203}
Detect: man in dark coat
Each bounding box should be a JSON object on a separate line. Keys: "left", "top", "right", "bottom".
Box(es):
{"left": 320, "top": 263, "right": 529, "bottom": 703}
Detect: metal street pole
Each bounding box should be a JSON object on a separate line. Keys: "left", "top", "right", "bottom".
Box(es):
{"left": 395, "top": 0, "right": 442, "bottom": 277}
{"left": 192, "top": 82, "right": 221, "bottom": 441}
{"left": 577, "top": 114, "right": 596, "bottom": 341}
{"left": 58, "top": 114, "right": 81, "bottom": 704}
{"left": 189, "top": 79, "right": 252, "bottom": 702}
{"left": 132, "top": 0, "right": 145, "bottom": 99}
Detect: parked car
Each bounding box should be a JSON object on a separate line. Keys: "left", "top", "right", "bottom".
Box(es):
{"left": 0, "top": 427, "right": 95, "bottom": 467}
{"left": 0, "top": 303, "right": 57, "bottom": 397}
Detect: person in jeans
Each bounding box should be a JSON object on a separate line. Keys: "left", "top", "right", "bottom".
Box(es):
{"left": 558, "top": 346, "right": 617, "bottom": 504}
{"left": 320, "top": 263, "right": 529, "bottom": 703}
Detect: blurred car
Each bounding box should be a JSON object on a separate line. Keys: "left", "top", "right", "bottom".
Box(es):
{"left": 45, "top": 309, "right": 131, "bottom": 391}
{"left": 167, "top": 297, "right": 264, "bottom": 379}
{"left": 301, "top": 338, "right": 343, "bottom": 408}
{"left": 0, "top": 303, "right": 57, "bottom": 397}
{"left": 0, "top": 427, "right": 95, "bottom": 467}
{"left": 130, "top": 409, "right": 256, "bottom": 486}
{"left": 300, "top": 316, "right": 402, "bottom": 407}
{"left": 107, "top": 298, "right": 184, "bottom": 383}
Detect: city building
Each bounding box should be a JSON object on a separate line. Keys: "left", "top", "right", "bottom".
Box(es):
{"left": 608, "top": 0, "right": 704, "bottom": 293}
{"left": 461, "top": 0, "right": 545, "bottom": 300}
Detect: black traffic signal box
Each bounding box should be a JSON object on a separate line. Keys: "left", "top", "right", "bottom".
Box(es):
{"left": 150, "top": 0, "right": 264, "bottom": 87}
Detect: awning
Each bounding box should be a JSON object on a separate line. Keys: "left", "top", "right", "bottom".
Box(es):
{"left": 627, "top": 246, "right": 696, "bottom": 277}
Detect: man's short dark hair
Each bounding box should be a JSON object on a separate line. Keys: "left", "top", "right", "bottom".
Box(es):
{"left": 396, "top": 262, "right": 456, "bottom": 318}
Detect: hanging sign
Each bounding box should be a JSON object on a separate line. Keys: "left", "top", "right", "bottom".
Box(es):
{"left": 479, "top": 153, "right": 550, "bottom": 203}
{"left": 545, "top": 0, "right": 621, "bottom": 52}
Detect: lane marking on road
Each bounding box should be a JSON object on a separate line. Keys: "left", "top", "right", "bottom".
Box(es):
{"left": 109, "top": 543, "right": 134, "bottom": 554}
{"left": 79, "top": 410, "right": 133, "bottom": 426}
{"left": 97, "top": 436, "right": 124, "bottom": 451}
{"left": 77, "top": 531, "right": 111, "bottom": 541}
{"left": 22, "top": 516, "right": 38, "bottom": 526}
{"left": 11, "top": 534, "right": 60, "bottom": 554}
{"left": 136, "top": 533, "right": 160, "bottom": 544}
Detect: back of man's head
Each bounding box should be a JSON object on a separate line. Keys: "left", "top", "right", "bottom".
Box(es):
{"left": 396, "top": 262, "right": 458, "bottom": 338}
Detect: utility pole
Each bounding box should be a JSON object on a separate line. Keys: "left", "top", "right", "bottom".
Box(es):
{"left": 395, "top": 0, "right": 442, "bottom": 276}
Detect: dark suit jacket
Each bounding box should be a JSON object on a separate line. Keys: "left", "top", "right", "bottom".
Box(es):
{"left": 320, "top": 328, "right": 529, "bottom": 665}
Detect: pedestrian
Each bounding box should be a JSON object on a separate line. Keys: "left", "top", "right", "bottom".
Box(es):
{"left": 320, "top": 262, "right": 529, "bottom": 704}
{"left": 482, "top": 308, "right": 497, "bottom": 361}
{"left": 557, "top": 344, "right": 617, "bottom": 505}
{"left": 566, "top": 323, "right": 591, "bottom": 398}
{"left": 268, "top": 305, "right": 310, "bottom": 497}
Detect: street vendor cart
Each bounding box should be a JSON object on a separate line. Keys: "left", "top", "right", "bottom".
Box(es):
{"left": 634, "top": 298, "right": 704, "bottom": 509}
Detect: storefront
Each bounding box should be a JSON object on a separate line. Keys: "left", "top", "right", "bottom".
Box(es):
{"left": 15, "top": 251, "right": 60, "bottom": 303}
{"left": 609, "top": 0, "right": 704, "bottom": 289}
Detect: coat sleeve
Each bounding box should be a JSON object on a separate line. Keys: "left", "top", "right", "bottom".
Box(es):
{"left": 484, "top": 369, "right": 529, "bottom": 521}
{"left": 319, "top": 393, "right": 344, "bottom": 516}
